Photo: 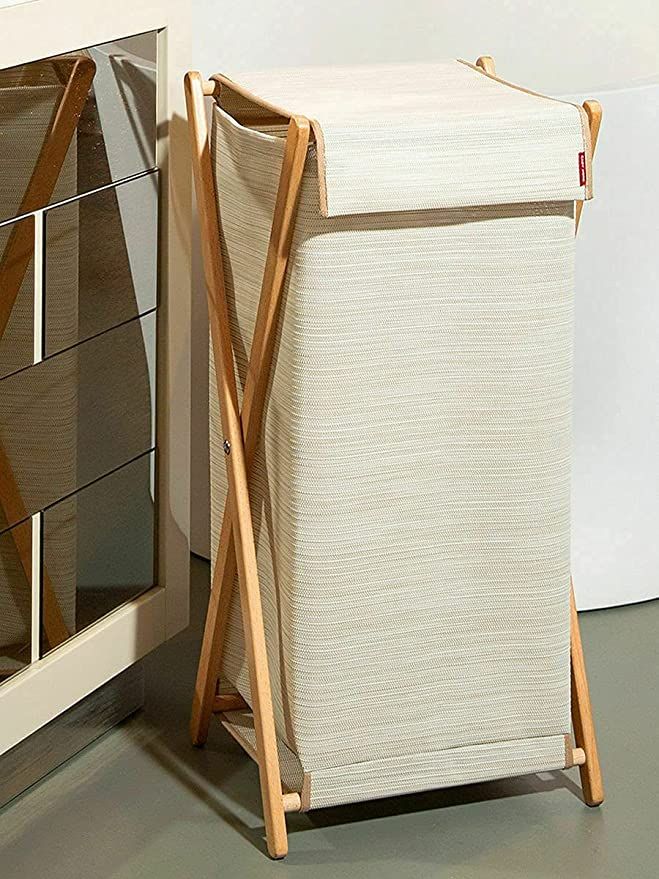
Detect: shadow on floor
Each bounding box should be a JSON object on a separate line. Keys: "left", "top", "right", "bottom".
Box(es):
{"left": 0, "top": 554, "right": 656, "bottom": 878}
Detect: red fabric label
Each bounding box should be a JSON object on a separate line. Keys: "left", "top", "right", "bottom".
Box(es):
{"left": 578, "top": 151, "right": 587, "bottom": 186}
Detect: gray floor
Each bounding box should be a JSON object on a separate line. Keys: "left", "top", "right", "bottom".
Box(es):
{"left": 1, "top": 555, "right": 657, "bottom": 878}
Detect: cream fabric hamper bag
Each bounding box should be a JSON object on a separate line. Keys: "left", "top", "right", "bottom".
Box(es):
{"left": 187, "top": 57, "right": 604, "bottom": 858}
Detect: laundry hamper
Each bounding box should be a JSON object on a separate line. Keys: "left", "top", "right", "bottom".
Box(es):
{"left": 186, "top": 55, "right": 604, "bottom": 858}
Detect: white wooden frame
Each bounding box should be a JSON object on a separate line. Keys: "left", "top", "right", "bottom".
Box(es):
{"left": 0, "top": 0, "right": 191, "bottom": 756}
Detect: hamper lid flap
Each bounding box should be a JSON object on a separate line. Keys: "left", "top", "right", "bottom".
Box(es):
{"left": 212, "top": 60, "right": 593, "bottom": 218}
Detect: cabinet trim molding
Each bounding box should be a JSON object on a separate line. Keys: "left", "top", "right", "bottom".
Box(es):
{"left": 0, "top": 586, "right": 165, "bottom": 755}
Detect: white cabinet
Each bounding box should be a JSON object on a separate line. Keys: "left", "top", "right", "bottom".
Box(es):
{"left": 0, "top": 0, "right": 190, "bottom": 755}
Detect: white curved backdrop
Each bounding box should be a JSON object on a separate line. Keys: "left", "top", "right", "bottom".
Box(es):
{"left": 191, "top": 1, "right": 659, "bottom": 611}
{"left": 567, "top": 79, "right": 659, "bottom": 609}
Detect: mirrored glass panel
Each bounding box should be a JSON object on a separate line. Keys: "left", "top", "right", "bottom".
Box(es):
{"left": 0, "top": 519, "right": 32, "bottom": 682}
{"left": 44, "top": 172, "right": 158, "bottom": 356}
{"left": 41, "top": 451, "right": 155, "bottom": 655}
{"left": 0, "top": 215, "right": 34, "bottom": 380}
{"left": 0, "top": 31, "right": 157, "bottom": 224}
{"left": 0, "top": 312, "right": 155, "bottom": 528}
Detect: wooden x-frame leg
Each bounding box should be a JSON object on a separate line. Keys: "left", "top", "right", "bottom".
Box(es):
{"left": 185, "top": 71, "right": 310, "bottom": 858}
{"left": 477, "top": 55, "right": 605, "bottom": 807}
{"left": 571, "top": 98, "right": 605, "bottom": 807}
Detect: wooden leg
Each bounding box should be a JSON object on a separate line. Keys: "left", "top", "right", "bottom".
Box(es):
{"left": 570, "top": 584, "right": 604, "bottom": 805}
{"left": 189, "top": 514, "right": 235, "bottom": 746}
{"left": 570, "top": 93, "right": 604, "bottom": 806}
{"left": 475, "top": 54, "right": 605, "bottom": 809}
{"left": 227, "top": 436, "right": 288, "bottom": 857}
{"left": 189, "top": 105, "right": 310, "bottom": 749}
{"left": 185, "top": 71, "right": 310, "bottom": 858}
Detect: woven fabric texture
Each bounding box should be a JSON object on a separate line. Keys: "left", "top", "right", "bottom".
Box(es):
{"left": 210, "top": 91, "right": 575, "bottom": 805}
{"left": 215, "top": 60, "right": 591, "bottom": 217}
{"left": 220, "top": 708, "right": 568, "bottom": 810}
{"left": 221, "top": 709, "right": 306, "bottom": 798}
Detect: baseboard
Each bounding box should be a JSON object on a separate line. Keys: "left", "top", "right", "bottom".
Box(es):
{"left": 0, "top": 662, "right": 144, "bottom": 809}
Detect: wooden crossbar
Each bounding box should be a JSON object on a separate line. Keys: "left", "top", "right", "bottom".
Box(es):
{"left": 187, "top": 55, "right": 605, "bottom": 859}
{"left": 213, "top": 693, "right": 248, "bottom": 713}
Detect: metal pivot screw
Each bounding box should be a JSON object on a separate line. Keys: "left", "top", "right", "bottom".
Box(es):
{"left": 223, "top": 438, "right": 231, "bottom": 455}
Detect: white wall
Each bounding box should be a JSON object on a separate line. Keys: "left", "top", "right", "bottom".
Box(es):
{"left": 567, "top": 78, "right": 659, "bottom": 609}
{"left": 190, "top": 1, "right": 659, "bottom": 609}
{"left": 192, "top": 0, "right": 659, "bottom": 91}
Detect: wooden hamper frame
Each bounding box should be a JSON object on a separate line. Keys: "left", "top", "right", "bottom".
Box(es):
{"left": 185, "top": 55, "right": 604, "bottom": 858}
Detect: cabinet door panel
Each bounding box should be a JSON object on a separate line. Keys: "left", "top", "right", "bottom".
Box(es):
{"left": 41, "top": 451, "right": 155, "bottom": 655}
{"left": 0, "top": 215, "right": 35, "bottom": 380}
{"left": 44, "top": 173, "right": 158, "bottom": 356}
{"left": 0, "top": 519, "right": 32, "bottom": 682}
{"left": 0, "top": 32, "right": 157, "bottom": 224}
{"left": 0, "top": 312, "right": 155, "bottom": 528}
